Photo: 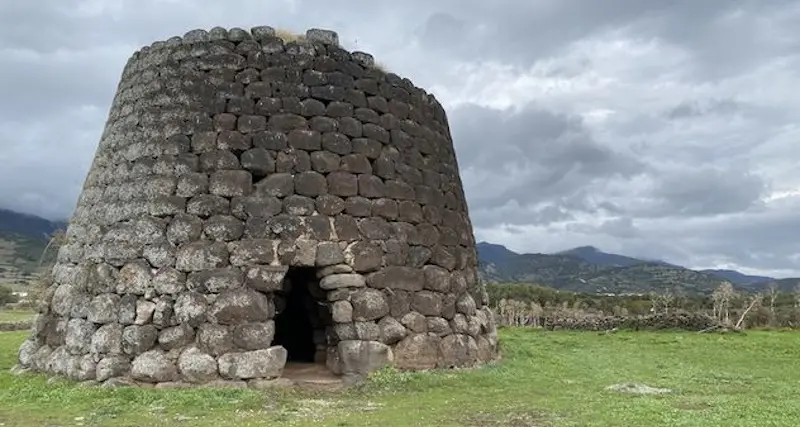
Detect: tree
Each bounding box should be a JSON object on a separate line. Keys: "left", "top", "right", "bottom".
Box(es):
{"left": 712, "top": 282, "right": 737, "bottom": 326}
{"left": 735, "top": 293, "right": 763, "bottom": 330}
{"left": 767, "top": 282, "right": 779, "bottom": 325}
{"left": 650, "top": 289, "right": 675, "bottom": 314}
{"left": 794, "top": 282, "right": 800, "bottom": 308}
{"left": 0, "top": 285, "right": 18, "bottom": 306}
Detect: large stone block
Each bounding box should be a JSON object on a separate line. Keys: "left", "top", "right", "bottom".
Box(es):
{"left": 218, "top": 347, "right": 287, "bottom": 379}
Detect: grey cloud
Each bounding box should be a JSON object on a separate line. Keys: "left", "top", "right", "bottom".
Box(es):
{"left": 647, "top": 168, "right": 768, "bottom": 217}
{"left": 666, "top": 99, "right": 744, "bottom": 120}
{"left": 452, "top": 103, "right": 645, "bottom": 214}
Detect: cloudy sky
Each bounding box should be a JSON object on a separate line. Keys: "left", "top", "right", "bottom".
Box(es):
{"left": 2, "top": 0, "right": 800, "bottom": 277}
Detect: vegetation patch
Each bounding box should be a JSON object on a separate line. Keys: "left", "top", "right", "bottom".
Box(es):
{"left": 2, "top": 328, "right": 800, "bottom": 426}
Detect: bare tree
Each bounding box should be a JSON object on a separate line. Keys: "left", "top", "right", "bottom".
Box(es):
{"left": 735, "top": 293, "right": 763, "bottom": 330}
{"left": 767, "top": 282, "right": 779, "bottom": 325}
{"left": 712, "top": 282, "right": 737, "bottom": 326}
{"left": 650, "top": 289, "right": 675, "bottom": 314}
{"left": 794, "top": 282, "right": 800, "bottom": 309}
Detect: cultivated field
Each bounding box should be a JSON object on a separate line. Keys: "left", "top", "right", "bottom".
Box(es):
{"left": 0, "top": 328, "right": 798, "bottom": 426}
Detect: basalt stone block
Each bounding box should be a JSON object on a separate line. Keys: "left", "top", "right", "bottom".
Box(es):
{"left": 21, "top": 24, "right": 497, "bottom": 384}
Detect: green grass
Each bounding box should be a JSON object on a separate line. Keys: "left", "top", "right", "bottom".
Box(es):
{"left": 1, "top": 328, "right": 799, "bottom": 426}
{"left": 0, "top": 309, "right": 35, "bottom": 323}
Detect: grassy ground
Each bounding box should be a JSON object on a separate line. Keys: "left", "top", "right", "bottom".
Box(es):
{"left": 0, "top": 309, "right": 35, "bottom": 323}
{"left": 1, "top": 328, "right": 799, "bottom": 426}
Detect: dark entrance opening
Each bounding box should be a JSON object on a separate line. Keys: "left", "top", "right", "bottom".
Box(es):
{"left": 273, "top": 266, "right": 323, "bottom": 364}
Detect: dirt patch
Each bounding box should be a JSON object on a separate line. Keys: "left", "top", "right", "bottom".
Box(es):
{"left": 270, "top": 398, "right": 384, "bottom": 423}
{"left": 459, "top": 410, "right": 553, "bottom": 427}
{"left": 605, "top": 383, "right": 673, "bottom": 395}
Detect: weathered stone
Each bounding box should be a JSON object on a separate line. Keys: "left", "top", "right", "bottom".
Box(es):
{"left": 423, "top": 265, "right": 451, "bottom": 293}
{"left": 158, "top": 324, "right": 195, "bottom": 350}
{"left": 131, "top": 349, "right": 178, "bottom": 383}
{"left": 96, "top": 356, "right": 130, "bottom": 382}
{"left": 412, "top": 291, "right": 443, "bottom": 317}
{"left": 119, "top": 294, "right": 137, "bottom": 325}
{"left": 204, "top": 215, "right": 245, "bottom": 241}
{"left": 315, "top": 241, "right": 344, "bottom": 266}
{"left": 394, "top": 333, "right": 440, "bottom": 370}
{"left": 400, "top": 312, "right": 428, "bottom": 333}
{"left": 333, "top": 215, "right": 361, "bottom": 241}
{"left": 331, "top": 300, "right": 353, "bottom": 323}
{"left": 255, "top": 173, "right": 294, "bottom": 197}
{"left": 350, "top": 288, "right": 389, "bottom": 321}
{"left": 343, "top": 241, "right": 382, "bottom": 272}
{"left": 132, "top": 300, "right": 155, "bottom": 326}
{"left": 293, "top": 171, "right": 327, "bottom": 197}
{"left": 345, "top": 196, "right": 372, "bottom": 217}
{"left": 187, "top": 268, "right": 244, "bottom": 293}
{"left": 245, "top": 265, "right": 287, "bottom": 292}
{"left": 122, "top": 324, "right": 158, "bottom": 355}
{"left": 229, "top": 239, "right": 276, "bottom": 265}
{"left": 174, "top": 292, "right": 207, "bottom": 326}
{"left": 283, "top": 195, "right": 315, "bottom": 216}
{"left": 456, "top": 294, "right": 477, "bottom": 316}
{"left": 232, "top": 322, "right": 275, "bottom": 350}
{"left": 175, "top": 241, "right": 229, "bottom": 271}
{"left": 367, "top": 266, "right": 423, "bottom": 291}
{"left": 87, "top": 294, "right": 120, "bottom": 324}
{"left": 153, "top": 268, "right": 186, "bottom": 295}
{"left": 178, "top": 346, "right": 219, "bottom": 383}
{"left": 427, "top": 317, "right": 452, "bottom": 337}
{"left": 450, "top": 314, "right": 470, "bottom": 335}
{"left": 337, "top": 340, "right": 392, "bottom": 375}
{"left": 197, "top": 324, "right": 234, "bottom": 356}
{"left": 117, "top": 262, "right": 152, "bottom": 295}
{"left": 210, "top": 288, "right": 274, "bottom": 325}
{"left": 439, "top": 334, "right": 479, "bottom": 368}
{"left": 318, "top": 264, "right": 354, "bottom": 278}
{"left": 66, "top": 318, "right": 96, "bottom": 354}
{"left": 218, "top": 347, "right": 287, "bottom": 379}
{"left": 187, "top": 194, "right": 230, "bottom": 218}
{"left": 327, "top": 171, "right": 358, "bottom": 196}
{"left": 378, "top": 316, "right": 407, "bottom": 345}
{"left": 320, "top": 273, "right": 365, "bottom": 290}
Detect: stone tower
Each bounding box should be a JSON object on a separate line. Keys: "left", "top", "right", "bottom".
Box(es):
{"left": 17, "top": 26, "right": 499, "bottom": 387}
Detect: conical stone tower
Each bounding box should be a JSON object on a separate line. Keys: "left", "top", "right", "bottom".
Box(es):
{"left": 16, "top": 26, "right": 499, "bottom": 387}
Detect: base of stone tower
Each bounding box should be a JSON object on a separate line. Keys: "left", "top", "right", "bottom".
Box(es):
{"left": 15, "top": 326, "right": 500, "bottom": 389}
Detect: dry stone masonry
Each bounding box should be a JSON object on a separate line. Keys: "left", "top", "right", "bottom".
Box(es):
{"left": 16, "top": 25, "right": 499, "bottom": 388}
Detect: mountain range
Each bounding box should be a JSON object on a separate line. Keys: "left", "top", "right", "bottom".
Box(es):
{"left": 0, "top": 209, "right": 67, "bottom": 285}
{"left": 477, "top": 242, "right": 798, "bottom": 295}
{"left": 0, "top": 207, "right": 796, "bottom": 295}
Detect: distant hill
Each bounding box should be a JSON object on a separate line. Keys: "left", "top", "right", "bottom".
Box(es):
{"left": 0, "top": 209, "right": 66, "bottom": 283}
{"left": 476, "top": 242, "right": 791, "bottom": 295}
{"left": 557, "top": 245, "right": 651, "bottom": 267}
{"left": 700, "top": 269, "right": 774, "bottom": 286}
{"left": 476, "top": 241, "right": 522, "bottom": 265}
{"left": 0, "top": 209, "right": 66, "bottom": 239}
{"left": 755, "top": 278, "right": 800, "bottom": 293}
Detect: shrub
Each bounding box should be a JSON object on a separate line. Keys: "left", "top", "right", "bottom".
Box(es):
{"left": 0, "top": 285, "right": 18, "bottom": 305}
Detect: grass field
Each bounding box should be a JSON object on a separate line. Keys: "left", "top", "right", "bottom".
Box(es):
{"left": 0, "top": 309, "right": 35, "bottom": 323}
{"left": 1, "top": 328, "right": 799, "bottom": 426}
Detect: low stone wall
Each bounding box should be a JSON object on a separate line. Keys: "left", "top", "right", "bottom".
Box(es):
{"left": 0, "top": 321, "right": 34, "bottom": 332}
{"left": 542, "top": 312, "right": 719, "bottom": 332}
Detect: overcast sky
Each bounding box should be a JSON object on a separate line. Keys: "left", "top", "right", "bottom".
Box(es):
{"left": 2, "top": 0, "right": 800, "bottom": 277}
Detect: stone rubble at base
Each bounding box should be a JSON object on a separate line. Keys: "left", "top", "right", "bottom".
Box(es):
{"left": 16, "top": 25, "right": 500, "bottom": 389}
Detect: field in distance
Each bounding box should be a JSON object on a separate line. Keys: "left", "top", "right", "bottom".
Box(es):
{"left": 1, "top": 328, "right": 799, "bottom": 426}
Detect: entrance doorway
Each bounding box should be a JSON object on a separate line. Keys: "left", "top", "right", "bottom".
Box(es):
{"left": 272, "top": 267, "right": 324, "bottom": 364}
